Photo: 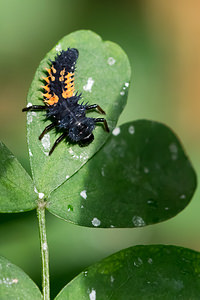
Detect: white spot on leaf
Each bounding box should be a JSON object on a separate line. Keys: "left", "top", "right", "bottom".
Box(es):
{"left": 80, "top": 190, "right": 87, "bottom": 199}
{"left": 68, "top": 147, "right": 88, "bottom": 161}
{"left": 41, "top": 133, "right": 50, "bottom": 155}
{"left": 132, "top": 216, "right": 146, "bottom": 227}
{"left": 134, "top": 257, "right": 143, "bottom": 267}
{"left": 89, "top": 289, "right": 96, "bottom": 300}
{"left": 55, "top": 43, "right": 62, "bottom": 52}
{"left": 128, "top": 125, "right": 135, "bottom": 134}
{"left": 92, "top": 217, "right": 101, "bottom": 227}
{"left": 29, "top": 149, "right": 33, "bottom": 157}
{"left": 144, "top": 167, "right": 149, "bottom": 174}
{"left": 68, "top": 147, "right": 76, "bottom": 158}
{"left": 169, "top": 143, "right": 178, "bottom": 160}
{"left": 27, "top": 111, "right": 37, "bottom": 125}
{"left": 38, "top": 193, "right": 44, "bottom": 199}
{"left": 112, "top": 127, "right": 120, "bottom": 136}
{"left": 120, "top": 82, "right": 129, "bottom": 96}
{"left": 107, "top": 57, "right": 116, "bottom": 65}
{"left": 0, "top": 277, "right": 18, "bottom": 286}
{"left": 67, "top": 205, "right": 73, "bottom": 212}
{"left": 148, "top": 258, "right": 153, "bottom": 264}
{"left": 83, "top": 77, "right": 94, "bottom": 92}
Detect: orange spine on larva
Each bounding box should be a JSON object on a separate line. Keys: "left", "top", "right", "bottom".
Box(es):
{"left": 42, "top": 67, "right": 59, "bottom": 105}
{"left": 44, "top": 93, "right": 59, "bottom": 105}
{"left": 62, "top": 72, "right": 75, "bottom": 98}
{"left": 41, "top": 51, "right": 77, "bottom": 106}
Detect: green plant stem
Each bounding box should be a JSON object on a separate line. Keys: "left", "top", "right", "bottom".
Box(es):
{"left": 37, "top": 204, "right": 50, "bottom": 300}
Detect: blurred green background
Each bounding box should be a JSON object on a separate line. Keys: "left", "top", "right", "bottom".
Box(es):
{"left": 0, "top": 0, "right": 199, "bottom": 297}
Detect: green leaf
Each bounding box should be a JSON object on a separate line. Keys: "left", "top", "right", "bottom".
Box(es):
{"left": 47, "top": 120, "right": 196, "bottom": 227}
{"left": 55, "top": 245, "right": 200, "bottom": 299}
{"left": 0, "top": 142, "right": 37, "bottom": 212}
{"left": 0, "top": 256, "right": 42, "bottom": 300}
{"left": 25, "top": 30, "right": 131, "bottom": 195}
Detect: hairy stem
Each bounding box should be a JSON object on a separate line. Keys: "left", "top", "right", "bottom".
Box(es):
{"left": 37, "top": 204, "right": 50, "bottom": 300}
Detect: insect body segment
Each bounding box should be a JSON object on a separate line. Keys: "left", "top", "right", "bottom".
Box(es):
{"left": 62, "top": 72, "right": 75, "bottom": 99}
{"left": 22, "top": 48, "right": 109, "bottom": 155}
{"left": 42, "top": 49, "right": 78, "bottom": 106}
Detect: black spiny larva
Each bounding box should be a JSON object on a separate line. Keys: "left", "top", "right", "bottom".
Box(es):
{"left": 22, "top": 48, "right": 109, "bottom": 155}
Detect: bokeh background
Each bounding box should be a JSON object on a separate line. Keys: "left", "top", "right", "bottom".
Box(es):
{"left": 0, "top": 0, "right": 199, "bottom": 297}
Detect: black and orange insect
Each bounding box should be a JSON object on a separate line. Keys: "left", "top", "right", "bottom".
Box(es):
{"left": 22, "top": 48, "right": 109, "bottom": 155}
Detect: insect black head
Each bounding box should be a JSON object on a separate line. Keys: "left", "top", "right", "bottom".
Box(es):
{"left": 68, "top": 48, "right": 79, "bottom": 60}
{"left": 61, "top": 48, "right": 79, "bottom": 70}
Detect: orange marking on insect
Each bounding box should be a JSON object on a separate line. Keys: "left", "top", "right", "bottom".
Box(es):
{"left": 64, "top": 77, "right": 72, "bottom": 84}
{"left": 60, "top": 69, "right": 65, "bottom": 76}
{"left": 42, "top": 76, "right": 50, "bottom": 84}
{"left": 45, "top": 68, "right": 51, "bottom": 75}
{"left": 63, "top": 72, "right": 74, "bottom": 96}
{"left": 42, "top": 85, "right": 50, "bottom": 92}
{"left": 51, "top": 66, "right": 56, "bottom": 74}
{"left": 59, "top": 75, "right": 64, "bottom": 82}
{"left": 62, "top": 87, "right": 74, "bottom": 98}
{"left": 65, "top": 72, "right": 74, "bottom": 79}
{"left": 59, "top": 68, "right": 66, "bottom": 82}
{"left": 43, "top": 92, "right": 52, "bottom": 99}
{"left": 44, "top": 93, "right": 59, "bottom": 105}
{"left": 50, "top": 75, "right": 55, "bottom": 81}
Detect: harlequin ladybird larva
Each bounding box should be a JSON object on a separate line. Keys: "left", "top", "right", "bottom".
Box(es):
{"left": 22, "top": 48, "right": 109, "bottom": 155}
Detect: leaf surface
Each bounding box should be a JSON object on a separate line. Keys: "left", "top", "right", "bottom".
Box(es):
{"left": 55, "top": 245, "right": 200, "bottom": 300}
{"left": 25, "top": 30, "right": 131, "bottom": 195}
{"left": 47, "top": 120, "right": 196, "bottom": 227}
{"left": 0, "top": 142, "right": 37, "bottom": 212}
{"left": 0, "top": 256, "right": 42, "bottom": 300}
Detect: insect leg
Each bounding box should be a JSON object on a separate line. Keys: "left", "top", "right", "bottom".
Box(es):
{"left": 22, "top": 105, "right": 46, "bottom": 112}
{"left": 39, "top": 123, "right": 56, "bottom": 140}
{"left": 94, "top": 118, "right": 110, "bottom": 132}
{"left": 86, "top": 104, "right": 106, "bottom": 115}
{"left": 49, "top": 132, "right": 68, "bottom": 156}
